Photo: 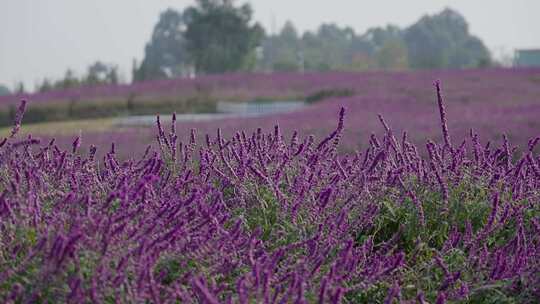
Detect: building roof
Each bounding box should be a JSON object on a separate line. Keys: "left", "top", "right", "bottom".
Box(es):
{"left": 516, "top": 49, "right": 540, "bottom": 53}
{"left": 514, "top": 49, "right": 540, "bottom": 67}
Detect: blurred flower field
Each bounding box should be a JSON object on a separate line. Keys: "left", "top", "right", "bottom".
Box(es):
{"left": 9, "top": 68, "right": 537, "bottom": 160}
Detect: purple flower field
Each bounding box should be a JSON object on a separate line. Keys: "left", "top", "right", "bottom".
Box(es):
{"left": 1, "top": 78, "right": 539, "bottom": 302}
{"left": 36, "top": 68, "right": 540, "bottom": 160}
{"left": 2, "top": 68, "right": 539, "bottom": 107}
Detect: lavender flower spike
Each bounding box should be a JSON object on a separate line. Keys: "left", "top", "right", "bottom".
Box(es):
{"left": 10, "top": 99, "right": 28, "bottom": 138}
{"left": 435, "top": 80, "right": 451, "bottom": 150}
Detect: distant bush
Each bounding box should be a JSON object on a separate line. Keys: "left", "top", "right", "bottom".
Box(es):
{"left": 305, "top": 87, "right": 355, "bottom": 103}
{"left": 0, "top": 94, "right": 218, "bottom": 126}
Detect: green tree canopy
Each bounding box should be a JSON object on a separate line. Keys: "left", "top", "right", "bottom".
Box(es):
{"left": 183, "top": 0, "right": 264, "bottom": 74}
{"left": 90, "top": 62, "right": 118, "bottom": 85}
{"left": 36, "top": 62, "right": 120, "bottom": 94}
{"left": 262, "top": 21, "right": 301, "bottom": 72}
{"left": 404, "top": 8, "right": 491, "bottom": 69}
{"left": 135, "top": 9, "right": 189, "bottom": 81}
{"left": 134, "top": 6, "right": 490, "bottom": 80}
{"left": 261, "top": 22, "right": 408, "bottom": 72}
{"left": 57, "top": 69, "right": 79, "bottom": 90}
{"left": 309, "top": 24, "right": 355, "bottom": 70}
{"left": 15, "top": 82, "right": 26, "bottom": 94}
{"left": 360, "top": 25, "right": 402, "bottom": 52}
{"left": 84, "top": 61, "right": 114, "bottom": 86}
{"left": 38, "top": 79, "right": 53, "bottom": 93}
{"left": 0, "top": 84, "right": 10, "bottom": 96}
{"left": 376, "top": 39, "right": 409, "bottom": 70}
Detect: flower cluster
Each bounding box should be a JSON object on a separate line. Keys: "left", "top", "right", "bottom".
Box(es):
{"left": 0, "top": 82, "right": 539, "bottom": 303}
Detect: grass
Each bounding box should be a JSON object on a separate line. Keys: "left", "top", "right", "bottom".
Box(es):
{"left": 0, "top": 117, "right": 120, "bottom": 137}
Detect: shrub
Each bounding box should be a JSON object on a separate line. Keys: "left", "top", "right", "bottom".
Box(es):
{"left": 305, "top": 88, "right": 355, "bottom": 103}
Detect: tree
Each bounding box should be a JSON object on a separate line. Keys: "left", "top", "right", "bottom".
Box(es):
{"left": 280, "top": 21, "right": 299, "bottom": 45}
{"left": 261, "top": 22, "right": 408, "bottom": 72}
{"left": 356, "top": 25, "right": 406, "bottom": 70}
{"left": 361, "top": 25, "right": 402, "bottom": 51}
{"left": 38, "top": 78, "right": 53, "bottom": 93}
{"left": 262, "top": 21, "right": 301, "bottom": 72}
{"left": 299, "top": 23, "right": 356, "bottom": 71}
{"left": 107, "top": 66, "right": 119, "bottom": 85}
{"left": 54, "top": 69, "right": 79, "bottom": 90}
{"left": 131, "top": 58, "right": 138, "bottom": 83}
{"left": 135, "top": 9, "right": 189, "bottom": 81}
{"left": 15, "top": 82, "right": 26, "bottom": 94}
{"left": 312, "top": 24, "right": 355, "bottom": 69}
{"left": 85, "top": 61, "right": 109, "bottom": 86}
{"left": 82, "top": 62, "right": 120, "bottom": 86}
{"left": 183, "top": 0, "right": 264, "bottom": 74}
{"left": 348, "top": 52, "right": 376, "bottom": 71}
{"left": 0, "top": 84, "right": 10, "bottom": 96}
{"left": 404, "top": 8, "right": 491, "bottom": 69}
{"left": 375, "top": 39, "right": 409, "bottom": 70}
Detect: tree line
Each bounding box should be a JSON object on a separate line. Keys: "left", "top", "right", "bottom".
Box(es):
{"left": 134, "top": 1, "right": 492, "bottom": 81}
{"left": 134, "top": 0, "right": 264, "bottom": 81}
{"left": 35, "top": 62, "right": 119, "bottom": 94}
{"left": 5, "top": 61, "right": 121, "bottom": 95}
{"left": 18, "top": 0, "right": 493, "bottom": 94}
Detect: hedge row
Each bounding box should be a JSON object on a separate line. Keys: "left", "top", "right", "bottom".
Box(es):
{"left": 0, "top": 94, "right": 217, "bottom": 126}
{"left": 0, "top": 87, "right": 349, "bottom": 126}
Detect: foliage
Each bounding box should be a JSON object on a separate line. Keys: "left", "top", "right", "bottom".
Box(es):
{"left": 37, "top": 62, "right": 120, "bottom": 94}
{"left": 0, "top": 84, "right": 10, "bottom": 96}
{"left": 15, "top": 82, "right": 26, "bottom": 94}
{"left": 84, "top": 61, "right": 119, "bottom": 86}
{"left": 135, "top": 6, "right": 493, "bottom": 77}
{"left": 305, "top": 88, "right": 355, "bottom": 104}
{"left": 53, "top": 69, "right": 80, "bottom": 90}
{"left": 260, "top": 22, "right": 406, "bottom": 72}
{"left": 135, "top": 9, "right": 190, "bottom": 81}
{"left": 263, "top": 22, "right": 361, "bottom": 72}
{"left": 376, "top": 39, "right": 409, "bottom": 70}
{"left": 262, "top": 21, "right": 302, "bottom": 72}
{"left": 184, "top": 0, "right": 264, "bottom": 74}
{"left": 404, "top": 8, "right": 492, "bottom": 69}
{"left": 260, "top": 8, "right": 491, "bottom": 72}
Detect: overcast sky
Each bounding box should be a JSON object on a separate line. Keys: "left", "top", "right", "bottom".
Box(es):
{"left": 1, "top": 0, "right": 539, "bottom": 90}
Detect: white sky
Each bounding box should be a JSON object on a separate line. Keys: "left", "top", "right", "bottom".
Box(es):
{"left": 1, "top": 0, "right": 539, "bottom": 90}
